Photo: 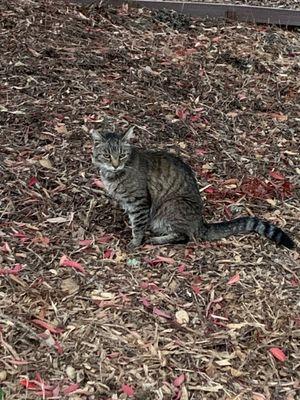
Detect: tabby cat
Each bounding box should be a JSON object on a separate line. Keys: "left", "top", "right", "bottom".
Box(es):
{"left": 92, "top": 127, "right": 295, "bottom": 250}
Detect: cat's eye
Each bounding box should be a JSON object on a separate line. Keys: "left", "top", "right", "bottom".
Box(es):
{"left": 120, "top": 153, "right": 127, "bottom": 160}
{"left": 103, "top": 154, "right": 111, "bottom": 160}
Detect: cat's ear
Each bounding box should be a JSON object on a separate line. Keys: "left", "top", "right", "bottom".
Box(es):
{"left": 91, "top": 129, "right": 103, "bottom": 142}
{"left": 122, "top": 126, "right": 135, "bottom": 142}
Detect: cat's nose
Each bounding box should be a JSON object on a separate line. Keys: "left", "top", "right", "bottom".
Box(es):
{"left": 111, "top": 157, "right": 119, "bottom": 168}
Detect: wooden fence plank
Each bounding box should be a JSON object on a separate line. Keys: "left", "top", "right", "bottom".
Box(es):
{"left": 74, "top": 0, "right": 300, "bottom": 27}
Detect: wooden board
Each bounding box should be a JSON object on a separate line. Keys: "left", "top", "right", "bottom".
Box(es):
{"left": 74, "top": 0, "right": 300, "bottom": 27}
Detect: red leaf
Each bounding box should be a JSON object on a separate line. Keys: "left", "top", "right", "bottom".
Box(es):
{"left": 147, "top": 256, "right": 175, "bottom": 266}
{"left": 269, "top": 170, "right": 285, "bottom": 180}
{"left": 101, "top": 97, "right": 112, "bottom": 106}
{"left": 224, "top": 206, "right": 232, "bottom": 220}
{"left": 59, "top": 255, "right": 85, "bottom": 274}
{"left": 103, "top": 249, "right": 114, "bottom": 259}
{"left": 63, "top": 383, "right": 80, "bottom": 395}
{"left": 19, "top": 379, "right": 40, "bottom": 390}
{"left": 0, "top": 242, "right": 11, "bottom": 253}
{"left": 148, "top": 283, "right": 160, "bottom": 292}
{"left": 290, "top": 278, "right": 299, "bottom": 287}
{"left": 107, "top": 352, "right": 120, "bottom": 359}
{"left": 52, "top": 385, "right": 60, "bottom": 397}
{"left": 227, "top": 273, "right": 240, "bottom": 285}
{"left": 32, "top": 236, "right": 50, "bottom": 246}
{"left": 140, "top": 282, "right": 160, "bottom": 292}
{"left": 78, "top": 239, "right": 93, "bottom": 247}
{"left": 173, "top": 374, "right": 185, "bottom": 387}
{"left": 31, "top": 319, "right": 64, "bottom": 334}
{"left": 190, "top": 114, "right": 201, "bottom": 123}
{"left": 28, "top": 176, "right": 38, "bottom": 187}
{"left": 269, "top": 347, "right": 287, "bottom": 361}
{"left": 0, "top": 264, "right": 24, "bottom": 276}
{"left": 54, "top": 340, "right": 64, "bottom": 354}
{"left": 156, "top": 256, "right": 175, "bottom": 264}
{"left": 204, "top": 186, "right": 215, "bottom": 194}
{"left": 7, "top": 359, "right": 29, "bottom": 365}
{"left": 237, "top": 92, "right": 247, "bottom": 101}
{"left": 92, "top": 178, "right": 105, "bottom": 188}
{"left": 34, "top": 390, "right": 54, "bottom": 398}
{"left": 141, "top": 297, "right": 151, "bottom": 308}
{"left": 193, "top": 276, "right": 202, "bottom": 284}
{"left": 20, "top": 374, "right": 53, "bottom": 393}
{"left": 177, "top": 264, "right": 186, "bottom": 273}
{"left": 191, "top": 284, "right": 201, "bottom": 294}
{"left": 121, "top": 384, "right": 135, "bottom": 396}
{"left": 173, "top": 390, "right": 182, "bottom": 400}
{"left": 153, "top": 307, "right": 172, "bottom": 319}
{"left": 280, "top": 180, "right": 293, "bottom": 197}
{"left": 97, "top": 234, "right": 112, "bottom": 244}
{"left": 195, "top": 148, "right": 206, "bottom": 156}
{"left": 13, "top": 231, "right": 29, "bottom": 243}
{"left": 176, "top": 108, "right": 188, "bottom": 121}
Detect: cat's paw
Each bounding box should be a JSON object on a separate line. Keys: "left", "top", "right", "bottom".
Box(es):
{"left": 127, "top": 239, "right": 142, "bottom": 251}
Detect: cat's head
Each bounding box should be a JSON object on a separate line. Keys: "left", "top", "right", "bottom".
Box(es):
{"left": 91, "top": 127, "right": 134, "bottom": 172}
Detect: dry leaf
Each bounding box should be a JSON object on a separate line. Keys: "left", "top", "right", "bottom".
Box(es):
{"left": 39, "top": 158, "right": 53, "bottom": 169}
{"left": 153, "top": 307, "right": 172, "bottom": 319}
{"left": 66, "top": 365, "right": 76, "bottom": 380}
{"left": 227, "top": 111, "right": 239, "bottom": 118}
{"left": 175, "top": 309, "right": 189, "bottom": 325}
{"left": 230, "top": 367, "right": 244, "bottom": 377}
{"left": 143, "top": 66, "right": 160, "bottom": 76}
{"left": 61, "top": 278, "right": 79, "bottom": 294}
{"left": 180, "top": 386, "right": 189, "bottom": 400}
{"left": 215, "top": 359, "right": 231, "bottom": 366}
{"left": 227, "top": 322, "right": 247, "bottom": 330}
{"left": 99, "top": 292, "right": 115, "bottom": 300}
{"left": 227, "top": 273, "right": 240, "bottom": 285}
{"left": 54, "top": 123, "right": 69, "bottom": 135}
{"left": 252, "top": 393, "right": 266, "bottom": 400}
{"left": 270, "top": 112, "right": 288, "bottom": 122}
{"left": 91, "top": 291, "right": 115, "bottom": 301}
{"left": 46, "top": 216, "right": 69, "bottom": 223}
{"left": 266, "top": 198, "right": 276, "bottom": 206}
{"left": 28, "top": 47, "right": 41, "bottom": 57}
{"left": 0, "top": 371, "right": 7, "bottom": 381}
{"left": 205, "top": 361, "right": 216, "bottom": 377}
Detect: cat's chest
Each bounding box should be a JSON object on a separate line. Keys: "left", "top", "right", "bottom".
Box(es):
{"left": 101, "top": 176, "right": 117, "bottom": 195}
{"left": 101, "top": 172, "right": 126, "bottom": 200}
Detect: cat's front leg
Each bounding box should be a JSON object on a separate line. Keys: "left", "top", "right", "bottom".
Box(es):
{"left": 127, "top": 207, "right": 150, "bottom": 250}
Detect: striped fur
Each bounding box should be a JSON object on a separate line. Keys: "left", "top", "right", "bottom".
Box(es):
{"left": 92, "top": 129, "right": 295, "bottom": 250}
{"left": 202, "top": 217, "right": 294, "bottom": 249}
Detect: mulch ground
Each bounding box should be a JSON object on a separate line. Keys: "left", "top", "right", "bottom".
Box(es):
{"left": 0, "top": 1, "right": 299, "bottom": 399}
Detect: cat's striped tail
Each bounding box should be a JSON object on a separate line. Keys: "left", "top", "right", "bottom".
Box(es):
{"left": 201, "top": 216, "right": 295, "bottom": 249}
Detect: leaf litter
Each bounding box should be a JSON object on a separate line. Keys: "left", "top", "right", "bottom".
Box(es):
{"left": 0, "top": 0, "right": 299, "bottom": 399}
